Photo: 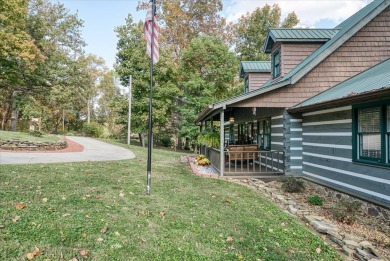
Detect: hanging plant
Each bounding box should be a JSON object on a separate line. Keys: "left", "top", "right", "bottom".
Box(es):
{"left": 197, "top": 131, "right": 220, "bottom": 148}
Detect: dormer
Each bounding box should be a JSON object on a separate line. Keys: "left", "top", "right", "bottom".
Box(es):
{"left": 239, "top": 61, "right": 271, "bottom": 93}
{"left": 263, "top": 28, "right": 339, "bottom": 79}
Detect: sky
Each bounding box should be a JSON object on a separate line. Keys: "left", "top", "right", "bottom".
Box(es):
{"left": 53, "top": 0, "right": 372, "bottom": 68}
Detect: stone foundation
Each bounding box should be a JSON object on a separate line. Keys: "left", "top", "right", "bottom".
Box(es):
{"left": 0, "top": 137, "right": 67, "bottom": 151}
{"left": 304, "top": 180, "right": 390, "bottom": 222}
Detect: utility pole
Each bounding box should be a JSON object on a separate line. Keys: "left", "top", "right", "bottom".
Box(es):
{"left": 127, "top": 75, "right": 132, "bottom": 145}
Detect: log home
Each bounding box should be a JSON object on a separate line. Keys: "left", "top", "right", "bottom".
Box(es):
{"left": 195, "top": 0, "right": 390, "bottom": 208}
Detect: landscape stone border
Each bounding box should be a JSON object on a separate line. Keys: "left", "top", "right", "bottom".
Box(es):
{"left": 247, "top": 179, "right": 387, "bottom": 261}
{"left": 0, "top": 137, "right": 67, "bottom": 151}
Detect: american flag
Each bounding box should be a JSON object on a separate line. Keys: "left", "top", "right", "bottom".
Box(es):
{"left": 144, "top": 0, "right": 159, "bottom": 64}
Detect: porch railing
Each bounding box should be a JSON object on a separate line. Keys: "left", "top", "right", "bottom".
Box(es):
{"left": 200, "top": 145, "right": 285, "bottom": 176}
{"left": 209, "top": 148, "right": 221, "bottom": 173}
{"left": 225, "top": 150, "right": 285, "bottom": 175}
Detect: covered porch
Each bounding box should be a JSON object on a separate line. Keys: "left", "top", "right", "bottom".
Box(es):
{"left": 196, "top": 106, "right": 286, "bottom": 178}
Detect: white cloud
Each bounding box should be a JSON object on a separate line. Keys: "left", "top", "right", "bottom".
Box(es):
{"left": 223, "top": 0, "right": 372, "bottom": 27}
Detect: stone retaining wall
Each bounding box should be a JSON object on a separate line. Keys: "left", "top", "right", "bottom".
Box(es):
{"left": 0, "top": 137, "right": 67, "bottom": 151}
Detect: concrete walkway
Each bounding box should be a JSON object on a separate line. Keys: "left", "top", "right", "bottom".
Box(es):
{"left": 0, "top": 136, "right": 135, "bottom": 165}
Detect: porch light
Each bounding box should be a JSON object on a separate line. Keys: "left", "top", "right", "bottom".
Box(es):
{"left": 229, "top": 117, "right": 235, "bottom": 124}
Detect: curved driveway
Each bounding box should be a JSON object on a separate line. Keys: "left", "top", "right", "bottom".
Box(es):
{"left": 0, "top": 136, "right": 135, "bottom": 165}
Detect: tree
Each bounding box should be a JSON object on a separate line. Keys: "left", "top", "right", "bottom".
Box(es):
{"left": 160, "top": 0, "right": 227, "bottom": 61}
{"left": 0, "top": 0, "right": 45, "bottom": 130}
{"left": 115, "top": 14, "right": 179, "bottom": 145}
{"left": 95, "top": 70, "right": 123, "bottom": 137}
{"left": 178, "top": 35, "right": 238, "bottom": 147}
{"left": 26, "top": 0, "right": 87, "bottom": 133}
{"left": 0, "top": 0, "right": 86, "bottom": 131}
{"left": 231, "top": 4, "right": 299, "bottom": 61}
{"left": 76, "top": 54, "right": 107, "bottom": 124}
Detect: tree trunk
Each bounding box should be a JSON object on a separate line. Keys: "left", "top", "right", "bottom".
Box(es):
{"left": 10, "top": 91, "right": 19, "bottom": 131}
{"left": 87, "top": 99, "right": 91, "bottom": 124}
{"left": 1, "top": 102, "right": 10, "bottom": 130}
{"left": 138, "top": 133, "right": 146, "bottom": 147}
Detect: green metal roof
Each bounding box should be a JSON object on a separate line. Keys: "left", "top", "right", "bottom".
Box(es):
{"left": 261, "top": 0, "right": 387, "bottom": 89}
{"left": 264, "top": 29, "right": 339, "bottom": 53}
{"left": 239, "top": 61, "right": 271, "bottom": 78}
{"left": 292, "top": 58, "right": 390, "bottom": 109}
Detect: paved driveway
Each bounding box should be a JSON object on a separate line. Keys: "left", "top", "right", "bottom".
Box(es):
{"left": 0, "top": 136, "right": 135, "bottom": 165}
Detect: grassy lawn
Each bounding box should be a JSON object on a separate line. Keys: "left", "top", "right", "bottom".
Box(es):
{"left": 0, "top": 142, "right": 341, "bottom": 260}
{"left": 0, "top": 130, "right": 60, "bottom": 142}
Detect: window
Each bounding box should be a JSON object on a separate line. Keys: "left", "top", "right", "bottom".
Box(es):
{"left": 272, "top": 50, "right": 281, "bottom": 78}
{"left": 353, "top": 103, "right": 390, "bottom": 166}
{"left": 257, "top": 119, "right": 271, "bottom": 150}
{"left": 244, "top": 77, "right": 249, "bottom": 93}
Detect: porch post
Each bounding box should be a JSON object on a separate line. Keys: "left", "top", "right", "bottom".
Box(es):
{"left": 220, "top": 110, "right": 224, "bottom": 176}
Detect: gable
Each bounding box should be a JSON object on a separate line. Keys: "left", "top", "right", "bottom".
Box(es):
{"left": 232, "top": 5, "right": 390, "bottom": 109}
{"left": 264, "top": 28, "right": 339, "bottom": 53}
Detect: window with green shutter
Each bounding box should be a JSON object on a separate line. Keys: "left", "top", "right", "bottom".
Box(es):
{"left": 353, "top": 102, "right": 390, "bottom": 167}
{"left": 272, "top": 50, "right": 281, "bottom": 78}
{"left": 244, "top": 76, "right": 249, "bottom": 93}
{"left": 357, "top": 107, "right": 381, "bottom": 160}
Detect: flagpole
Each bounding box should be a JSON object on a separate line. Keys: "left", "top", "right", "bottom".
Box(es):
{"left": 146, "top": 0, "right": 156, "bottom": 195}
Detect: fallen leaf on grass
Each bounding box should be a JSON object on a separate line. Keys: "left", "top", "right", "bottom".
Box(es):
{"left": 226, "top": 236, "right": 233, "bottom": 242}
{"left": 62, "top": 213, "right": 71, "bottom": 217}
{"left": 97, "top": 238, "right": 104, "bottom": 243}
{"left": 15, "top": 203, "right": 25, "bottom": 210}
{"left": 224, "top": 199, "right": 232, "bottom": 204}
{"left": 236, "top": 252, "right": 244, "bottom": 259}
{"left": 100, "top": 226, "right": 108, "bottom": 234}
{"left": 79, "top": 250, "right": 89, "bottom": 257}
{"left": 316, "top": 247, "right": 321, "bottom": 254}
{"left": 119, "top": 192, "right": 125, "bottom": 197}
{"left": 26, "top": 247, "right": 42, "bottom": 260}
{"left": 159, "top": 210, "right": 167, "bottom": 216}
{"left": 42, "top": 198, "right": 48, "bottom": 203}
{"left": 12, "top": 215, "right": 20, "bottom": 222}
{"left": 0, "top": 225, "right": 5, "bottom": 229}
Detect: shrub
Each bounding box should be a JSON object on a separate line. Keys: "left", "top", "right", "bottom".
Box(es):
{"left": 195, "top": 154, "right": 206, "bottom": 161}
{"left": 385, "top": 242, "right": 390, "bottom": 248}
{"left": 307, "top": 195, "right": 324, "bottom": 206}
{"left": 280, "top": 177, "right": 305, "bottom": 193}
{"left": 82, "top": 122, "right": 103, "bottom": 138}
{"left": 331, "top": 199, "right": 362, "bottom": 224}
{"left": 197, "top": 158, "right": 210, "bottom": 166}
{"left": 159, "top": 136, "right": 172, "bottom": 147}
{"left": 29, "top": 130, "right": 44, "bottom": 137}
{"left": 195, "top": 154, "right": 210, "bottom": 166}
